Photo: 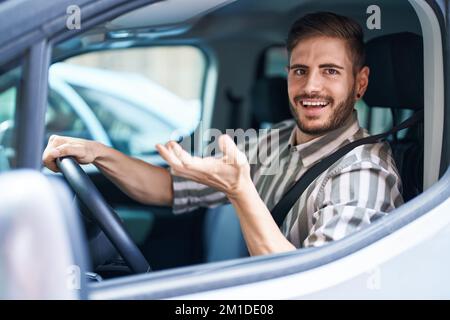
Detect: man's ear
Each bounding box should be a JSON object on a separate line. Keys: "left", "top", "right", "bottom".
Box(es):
{"left": 356, "top": 66, "right": 370, "bottom": 99}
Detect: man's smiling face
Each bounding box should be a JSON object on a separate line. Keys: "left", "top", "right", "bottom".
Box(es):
{"left": 287, "top": 36, "right": 367, "bottom": 137}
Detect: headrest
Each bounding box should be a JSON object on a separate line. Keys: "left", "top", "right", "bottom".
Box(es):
{"left": 251, "top": 77, "right": 291, "bottom": 125}
{"left": 364, "top": 32, "right": 423, "bottom": 110}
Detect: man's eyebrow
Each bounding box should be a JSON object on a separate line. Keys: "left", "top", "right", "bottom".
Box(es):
{"left": 319, "top": 63, "right": 344, "bottom": 70}
{"left": 288, "top": 64, "right": 308, "bottom": 70}
{"left": 288, "top": 63, "right": 345, "bottom": 70}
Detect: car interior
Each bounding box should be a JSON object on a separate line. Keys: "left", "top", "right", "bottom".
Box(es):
{"left": 0, "top": 0, "right": 445, "bottom": 285}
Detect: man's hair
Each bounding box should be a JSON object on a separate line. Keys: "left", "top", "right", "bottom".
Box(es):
{"left": 286, "top": 12, "right": 365, "bottom": 74}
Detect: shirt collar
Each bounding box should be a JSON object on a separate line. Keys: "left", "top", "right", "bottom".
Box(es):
{"left": 288, "top": 110, "right": 361, "bottom": 167}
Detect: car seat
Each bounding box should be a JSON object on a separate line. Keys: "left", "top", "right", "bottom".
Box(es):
{"left": 364, "top": 32, "right": 424, "bottom": 201}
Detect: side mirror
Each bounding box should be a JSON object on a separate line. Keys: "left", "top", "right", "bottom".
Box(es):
{"left": 0, "top": 170, "right": 90, "bottom": 299}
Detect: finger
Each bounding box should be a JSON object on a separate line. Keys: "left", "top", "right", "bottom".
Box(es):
{"left": 42, "top": 148, "right": 60, "bottom": 172}
{"left": 47, "top": 134, "right": 68, "bottom": 148}
{"left": 42, "top": 139, "right": 70, "bottom": 172}
{"left": 171, "top": 143, "right": 195, "bottom": 166}
{"left": 55, "top": 143, "right": 85, "bottom": 160}
{"left": 218, "top": 134, "right": 245, "bottom": 165}
{"left": 48, "top": 134, "right": 61, "bottom": 145}
{"left": 156, "top": 143, "right": 183, "bottom": 167}
{"left": 160, "top": 143, "right": 210, "bottom": 180}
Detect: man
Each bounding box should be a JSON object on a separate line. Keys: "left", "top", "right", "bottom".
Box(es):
{"left": 43, "top": 12, "right": 403, "bottom": 256}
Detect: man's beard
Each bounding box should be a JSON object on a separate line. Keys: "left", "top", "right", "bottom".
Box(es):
{"left": 290, "top": 86, "right": 356, "bottom": 136}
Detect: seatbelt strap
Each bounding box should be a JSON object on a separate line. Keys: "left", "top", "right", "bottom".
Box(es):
{"left": 270, "top": 109, "right": 424, "bottom": 228}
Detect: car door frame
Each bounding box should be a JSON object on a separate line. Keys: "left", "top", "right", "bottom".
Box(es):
{"left": 441, "top": 0, "right": 450, "bottom": 176}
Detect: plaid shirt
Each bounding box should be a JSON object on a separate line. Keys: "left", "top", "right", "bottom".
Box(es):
{"left": 171, "top": 111, "right": 403, "bottom": 248}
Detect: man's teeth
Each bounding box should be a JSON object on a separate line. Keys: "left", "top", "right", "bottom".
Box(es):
{"left": 301, "top": 101, "right": 329, "bottom": 107}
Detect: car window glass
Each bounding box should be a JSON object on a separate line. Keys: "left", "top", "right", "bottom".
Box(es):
{"left": 46, "top": 89, "right": 94, "bottom": 141}
{"left": 0, "top": 63, "right": 23, "bottom": 171}
{"left": 48, "top": 46, "right": 204, "bottom": 164}
{"left": 71, "top": 84, "right": 176, "bottom": 156}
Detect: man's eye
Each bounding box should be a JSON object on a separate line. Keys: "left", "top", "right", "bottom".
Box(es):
{"left": 325, "top": 68, "right": 339, "bottom": 75}
{"left": 294, "top": 69, "right": 306, "bottom": 76}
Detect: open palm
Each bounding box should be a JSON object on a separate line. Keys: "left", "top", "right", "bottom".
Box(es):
{"left": 156, "top": 134, "right": 251, "bottom": 197}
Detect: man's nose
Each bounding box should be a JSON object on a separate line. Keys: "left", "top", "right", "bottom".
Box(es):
{"left": 303, "top": 70, "right": 323, "bottom": 93}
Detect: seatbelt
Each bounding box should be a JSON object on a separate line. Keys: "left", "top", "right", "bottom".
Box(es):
{"left": 270, "top": 109, "right": 424, "bottom": 228}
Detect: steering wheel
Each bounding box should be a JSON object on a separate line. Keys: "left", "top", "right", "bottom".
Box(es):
{"left": 56, "top": 156, "right": 151, "bottom": 274}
